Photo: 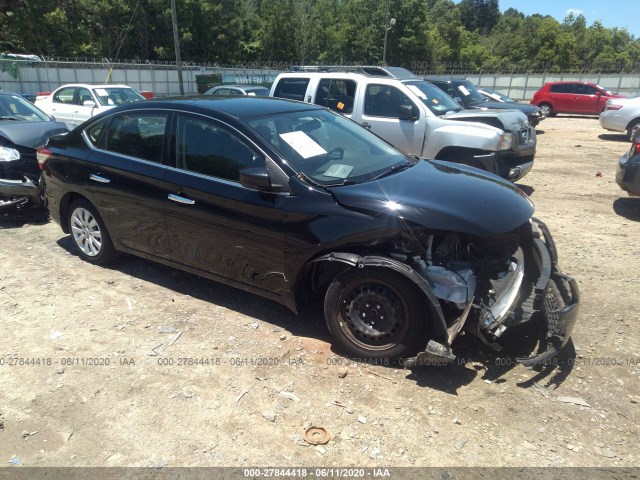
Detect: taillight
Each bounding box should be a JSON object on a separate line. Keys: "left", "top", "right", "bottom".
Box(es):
{"left": 606, "top": 104, "right": 623, "bottom": 111}
{"left": 634, "top": 142, "right": 640, "bottom": 155}
{"left": 36, "top": 147, "right": 53, "bottom": 170}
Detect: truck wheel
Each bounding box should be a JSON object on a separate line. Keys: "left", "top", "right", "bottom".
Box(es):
{"left": 539, "top": 103, "right": 554, "bottom": 117}
{"left": 627, "top": 119, "right": 640, "bottom": 142}
{"left": 324, "top": 267, "right": 425, "bottom": 360}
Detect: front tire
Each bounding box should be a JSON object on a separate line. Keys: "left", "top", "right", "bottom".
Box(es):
{"left": 539, "top": 103, "right": 554, "bottom": 117}
{"left": 67, "top": 199, "right": 118, "bottom": 264}
{"left": 324, "top": 267, "right": 426, "bottom": 360}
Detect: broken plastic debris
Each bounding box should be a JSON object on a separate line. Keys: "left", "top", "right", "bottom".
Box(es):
{"left": 556, "top": 396, "right": 590, "bottom": 407}
{"left": 304, "top": 426, "right": 331, "bottom": 445}
{"left": 278, "top": 391, "right": 300, "bottom": 402}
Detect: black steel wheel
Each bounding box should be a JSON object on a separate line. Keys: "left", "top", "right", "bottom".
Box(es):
{"left": 324, "top": 267, "right": 426, "bottom": 359}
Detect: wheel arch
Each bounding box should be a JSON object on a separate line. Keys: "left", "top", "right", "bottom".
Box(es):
{"left": 59, "top": 192, "right": 92, "bottom": 234}
{"left": 295, "top": 252, "right": 450, "bottom": 346}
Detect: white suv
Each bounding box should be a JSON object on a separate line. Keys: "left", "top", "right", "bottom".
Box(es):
{"left": 270, "top": 66, "right": 536, "bottom": 181}
{"left": 35, "top": 84, "right": 145, "bottom": 128}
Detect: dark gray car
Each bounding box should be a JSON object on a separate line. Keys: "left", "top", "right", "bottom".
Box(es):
{"left": 427, "top": 77, "right": 545, "bottom": 127}
{"left": 0, "top": 91, "right": 69, "bottom": 214}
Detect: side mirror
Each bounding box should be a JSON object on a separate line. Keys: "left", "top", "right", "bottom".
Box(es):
{"left": 239, "top": 166, "right": 272, "bottom": 191}
{"left": 398, "top": 104, "right": 418, "bottom": 121}
{"left": 83, "top": 100, "right": 96, "bottom": 108}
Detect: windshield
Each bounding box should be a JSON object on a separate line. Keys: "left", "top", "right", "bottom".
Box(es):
{"left": 404, "top": 80, "right": 462, "bottom": 116}
{"left": 456, "top": 81, "right": 489, "bottom": 106}
{"left": 485, "top": 88, "right": 516, "bottom": 102}
{"left": 244, "top": 108, "right": 411, "bottom": 186}
{"left": 94, "top": 87, "right": 145, "bottom": 107}
{"left": 0, "top": 93, "right": 50, "bottom": 122}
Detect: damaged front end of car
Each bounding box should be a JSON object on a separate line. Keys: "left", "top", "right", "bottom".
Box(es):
{"left": 396, "top": 217, "right": 579, "bottom": 368}
{"left": 320, "top": 159, "right": 579, "bottom": 367}
{"left": 0, "top": 145, "right": 44, "bottom": 219}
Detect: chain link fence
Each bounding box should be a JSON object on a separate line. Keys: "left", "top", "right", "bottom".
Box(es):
{"left": 1, "top": 57, "right": 639, "bottom": 100}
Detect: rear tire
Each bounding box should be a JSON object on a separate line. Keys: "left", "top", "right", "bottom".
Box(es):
{"left": 67, "top": 199, "right": 118, "bottom": 264}
{"left": 627, "top": 119, "right": 640, "bottom": 142}
{"left": 324, "top": 267, "right": 426, "bottom": 360}
{"left": 539, "top": 103, "right": 554, "bottom": 117}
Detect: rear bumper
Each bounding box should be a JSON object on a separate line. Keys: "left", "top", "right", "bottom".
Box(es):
{"left": 616, "top": 152, "right": 640, "bottom": 196}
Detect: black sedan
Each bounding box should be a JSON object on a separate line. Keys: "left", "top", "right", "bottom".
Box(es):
{"left": 616, "top": 130, "right": 640, "bottom": 196}
{"left": 426, "top": 77, "right": 545, "bottom": 127}
{"left": 41, "top": 97, "right": 578, "bottom": 366}
{"left": 0, "top": 90, "right": 69, "bottom": 214}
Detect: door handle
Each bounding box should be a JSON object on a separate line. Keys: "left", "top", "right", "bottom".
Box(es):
{"left": 168, "top": 193, "right": 195, "bottom": 205}
{"left": 89, "top": 173, "right": 110, "bottom": 184}
{"left": 361, "top": 122, "right": 372, "bottom": 129}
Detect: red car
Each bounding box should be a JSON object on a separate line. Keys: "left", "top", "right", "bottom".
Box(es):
{"left": 530, "top": 81, "right": 624, "bottom": 117}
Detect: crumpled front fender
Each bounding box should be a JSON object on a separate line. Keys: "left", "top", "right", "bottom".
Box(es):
{"left": 309, "top": 252, "right": 450, "bottom": 346}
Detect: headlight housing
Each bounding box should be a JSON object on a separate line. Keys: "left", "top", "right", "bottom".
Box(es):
{"left": 0, "top": 146, "right": 20, "bottom": 162}
{"left": 499, "top": 133, "right": 513, "bottom": 150}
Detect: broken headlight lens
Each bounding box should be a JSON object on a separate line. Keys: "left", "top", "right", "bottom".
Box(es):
{"left": 0, "top": 147, "right": 20, "bottom": 162}
{"left": 499, "top": 133, "right": 513, "bottom": 150}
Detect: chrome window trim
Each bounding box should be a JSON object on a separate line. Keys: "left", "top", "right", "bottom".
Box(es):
{"left": 80, "top": 107, "right": 290, "bottom": 190}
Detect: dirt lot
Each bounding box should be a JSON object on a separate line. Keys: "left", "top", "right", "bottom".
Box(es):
{"left": 1, "top": 115, "right": 639, "bottom": 469}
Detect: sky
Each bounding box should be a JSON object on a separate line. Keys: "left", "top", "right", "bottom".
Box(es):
{"left": 495, "top": 1, "right": 639, "bottom": 38}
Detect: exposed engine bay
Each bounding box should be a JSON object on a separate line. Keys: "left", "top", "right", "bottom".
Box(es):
{"left": 382, "top": 218, "right": 579, "bottom": 367}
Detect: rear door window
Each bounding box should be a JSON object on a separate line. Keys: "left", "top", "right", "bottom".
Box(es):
{"left": 273, "top": 78, "right": 310, "bottom": 101}
{"left": 53, "top": 87, "right": 76, "bottom": 104}
{"left": 102, "top": 112, "right": 168, "bottom": 162}
{"left": 550, "top": 84, "right": 575, "bottom": 94}
{"left": 314, "top": 79, "right": 356, "bottom": 114}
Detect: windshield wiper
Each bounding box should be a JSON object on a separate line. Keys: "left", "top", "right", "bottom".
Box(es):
{"left": 0, "top": 116, "right": 19, "bottom": 121}
{"left": 325, "top": 179, "right": 358, "bottom": 187}
{"left": 296, "top": 171, "right": 325, "bottom": 189}
{"left": 372, "top": 161, "right": 414, "bottom": 180}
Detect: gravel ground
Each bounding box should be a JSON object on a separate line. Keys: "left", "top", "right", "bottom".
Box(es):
{"left": 0, "top": 115, "right": 639, "bottom": 468}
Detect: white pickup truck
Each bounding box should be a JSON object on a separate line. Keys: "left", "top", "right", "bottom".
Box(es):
{"left": 271, "top": 66, "right": 536, "bottom": 181}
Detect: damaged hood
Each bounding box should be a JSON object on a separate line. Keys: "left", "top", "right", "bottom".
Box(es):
{"left": 330, "top": 160, "right": 534, "bottom": 237}
{"left": 0, "top": 121, "right": 69, "bottom": 149}
{"left": 445, "top": 108, "right": 528, "bottom": 129}
{"left": 467, "top": 101, "right": 541, "bottom": 116}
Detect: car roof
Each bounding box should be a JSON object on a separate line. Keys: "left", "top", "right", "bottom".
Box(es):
{"left": 424, "top": 77, "right": 468, "bottom": 82}
{"left": 544, "top": 81, "right": 598, "bottom": 85}
{"left": 54, "top": 84, "right": 134, "bottom": 89}
{"left": 212, "top": 85, "right": 269, "bottom": 89}
{"left": 120, "top": 96, "right": 322, "bottom": 119}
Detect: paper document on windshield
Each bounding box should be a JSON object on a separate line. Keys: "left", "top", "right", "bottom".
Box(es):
{"left": 279, "top": 131, "right": 327, "bottom": 159}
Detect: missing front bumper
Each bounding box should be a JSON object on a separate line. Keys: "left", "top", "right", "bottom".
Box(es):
{"left": 405, "top": 218, "right": 580, "bottom": 368}
{"left": 0, "top": 176, "right": 41, "bottom": 211}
